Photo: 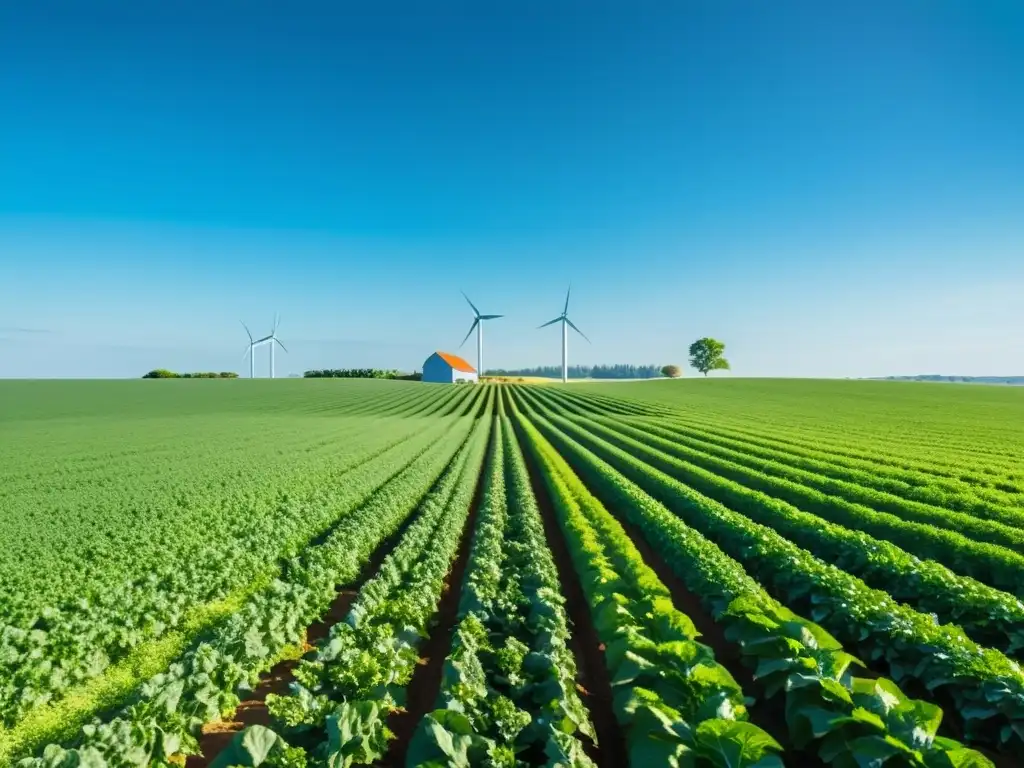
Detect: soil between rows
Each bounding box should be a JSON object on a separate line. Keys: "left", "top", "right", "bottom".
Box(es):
{"left": 531, "top": 405, "right": 1024, "bottom": 768}
{"left": 601, "top": 504, "right": 821, "bottom": 764}
{"left": 512, "top": 416, "right": 627, "bottom": 768}
{"left": 378, "top": 419, "right": 493, "bottom": 766}
{"left": 184, "top": 492, "right": 433, "bottom": 767}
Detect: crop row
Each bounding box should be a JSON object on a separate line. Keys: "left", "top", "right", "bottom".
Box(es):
{"left": 628, "top": 411, "right": 1024, "bottom": 519}
{"left": 7, "top": 413, "right": 480, "bottom": 766}
{"left": 509, "top": 389, "right": 996, "bottom": 766}
{"left": 545, "top": 387, "right": 1024, "bottom": 493}
{"left": 530, "top": 388, "right": 1024, "bottom": 599}
{"left": 0, "top": 417, "right": 444, "bottom": 735}
{"left": 410, "top": 412, "right": 597, "bottom": 765}
{"left": 512, "top": 388, "right": 1024, "bottom": 753}
{"left": 539, "top": 388, "right": 1024, "bottom": 547}
{"left": 513, "top": 405, "right": 788, "bottom": 767}
{"left": 524, "top": 397, "right": 1024, "bottom": 657}
{"left": 623, "top": 413, "right": 1024, "bottom": 537}
{"left": 210, "top": 411, "right": 491, "bottom": 766}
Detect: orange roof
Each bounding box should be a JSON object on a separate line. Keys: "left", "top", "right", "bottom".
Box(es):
{"left": 435, "top": 351, "right": 476, "bottom": 373}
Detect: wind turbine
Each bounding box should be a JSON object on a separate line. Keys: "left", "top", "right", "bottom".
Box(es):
{"left": 539, "top": 284, "right": 589, "bottom": 383}
{"left": 241, "top": 315, "right": 287, "bottom": 378}
{"left": 459, "top": 292, "right": 503, "bottom": 377}
{"left": 241, "top": 321, "right": 260, "bottom": 379}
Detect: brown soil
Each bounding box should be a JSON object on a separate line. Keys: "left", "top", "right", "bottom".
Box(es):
{"left": 185, "top": 522, "right": 415, "bottom": 768}
{"left": 379, "top": 426, "right": 491, "bottom": 767}
{"left": 512, "top": 418, "right": 627, "bottom": 768}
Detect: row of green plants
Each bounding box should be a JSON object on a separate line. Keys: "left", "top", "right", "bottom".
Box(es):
{"left": 516, "top": 390, "right": 1024, "bottom": 752}
{"left": 594, "top": 414, "right": 1024, "bottom": 658}
{"left": 549, "top": 387, "right": 1024, "bottom": 493}
{"left": 534, "top": 388, "right": 1024, "bottom": 598}
{"left": 8, "top": 414, "right": 480, "bottom": 765}
{"left": 509, "top": 391, "right": 995, "bottom": 767}
{"left": 628, "top": 413, "right": 1024, "bottom": 549}
{"left": 0, "top": 416, "right": 441, "bottom": 736}
{"left": 208, "top": 415, "right": 490, "bottom": 767}
{"left": 577, "top": 404, "right": 1024, "bottom": 606}
{"left": 0, "top": 383, "right": 470, "bottom": 624}
{"left": 514, "top": 408, "right": 786, "bottom": 767}
{"left": 347, "top": 384, "right": 463, "bottom": 419}
{"left": 628, "top": 412, "right": 1024, "bottom": 522}
{"left": 409, "top": 413, "right": 597, "bottom": 766}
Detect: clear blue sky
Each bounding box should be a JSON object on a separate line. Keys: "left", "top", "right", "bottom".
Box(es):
{"left": 1, "top": 1, "right": 1022, "bottom": 378}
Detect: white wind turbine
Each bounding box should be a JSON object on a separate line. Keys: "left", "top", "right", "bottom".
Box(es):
{"left": 241, "top": 314, "right": 288, "bottom": 378}
{"left": 458, "top": 292, "right": 503, "bottom": 377}
{"left": 241, "top": 322, "right": 261, "bottom": 379}
{"left": 539, "top": 284, "right": 590, "bottom": 383}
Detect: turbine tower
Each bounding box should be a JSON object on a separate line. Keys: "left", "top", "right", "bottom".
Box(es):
{"left": 241, "top": 315, "right": 287, "bottom": 378}
{"left": 264, "top": 314, "right": 288, "bottom": 379}
{"left": 539, "top": 284, "right": 589, "bottom": 383}
{"left": 458, "top": 292, "right": 503, "bottom": 377}
{"left": 241, "top": 321, "right": 262, "bottom": 379}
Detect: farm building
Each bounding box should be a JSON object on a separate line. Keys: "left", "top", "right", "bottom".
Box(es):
{"left": 422, "top": 351, "right": 478, "bottom": 384}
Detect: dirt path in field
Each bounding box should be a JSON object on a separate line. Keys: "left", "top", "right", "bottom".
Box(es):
{"left": 184, "top": 511, "right": 420, "bottom": 768}
{"left": 379, "top": 430, "right": 491, "bottom": 767}
{"left": 512, "top": 420, "right": 626, "bottom": 768}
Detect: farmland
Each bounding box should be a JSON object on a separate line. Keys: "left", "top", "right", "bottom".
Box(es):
{"left": 1, "top": 379, "right": 1023, "bottom": 767}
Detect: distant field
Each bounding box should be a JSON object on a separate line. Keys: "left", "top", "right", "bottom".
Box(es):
{"left": 588, "top": 377, "right": 1024, "bottom": 470}
{"left": 2, "top": 378, "right": 1023, "bottom": 767}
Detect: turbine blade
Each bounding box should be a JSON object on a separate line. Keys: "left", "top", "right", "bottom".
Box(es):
{"left": 565, "top": 317, "right": 590, "bottom": 343}
{"left": 461, "top": 291, "right": 481, "bottom": 317}
{"left": 538, "top": 317, "right": 562, "bottom": 329}
{"left": 273, "top": 313, "right": 280, "bottom": 334}
{"left": 459, "top": 318, "right": 479, "bottom": 348}
{"left": 479, "top": 314, "right": 503, "bottom": 320}
{"left": 563, "top": 284, "right": 571, "bottom": 316}
{"left": 275, "top": 338, "right": 288, "bottom": 353}
{"left": 242, "top": 345, "right": 251, "bottom": 361}
{"left": 241, "top": 321, "right": 253, "bottom": 342}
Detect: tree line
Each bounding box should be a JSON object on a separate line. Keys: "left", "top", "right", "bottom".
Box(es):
{"left": 484, "top": 363, "right": 665, "bottom": 379}
{"left": 303, "top": 369, "right": 409, "bottom": 379}
{"left": 485, "top": 339, "right": 731, "bottom": 380}
{"left": 142, "top": 370, "right": 239, "bottom": 379}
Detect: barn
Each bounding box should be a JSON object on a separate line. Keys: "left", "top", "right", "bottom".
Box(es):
{"left": 422, "top": 351, "right": 478, "bottom": 384}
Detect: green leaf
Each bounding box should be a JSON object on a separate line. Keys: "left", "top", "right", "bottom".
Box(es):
{"left": 753, "top": 656, "right": 799, "bottom": 681}
{"left": 625, "top": 701, "right": 695, "bottom": 768}
{"left": 208, "top": 726, "right": 282, "bottom": 768}
{"left": 845, "top": 734, "right": 915, "bottom": 767}
{"left": 324, "top": 700, "right": 390, "bottom": 767}
{"left": 406, "top": 710, "right": 480, "bottom": 768}
{"left": 922, "top": 747, "right": 996, "bottom": 768}
{"left": 543, "top": 727, "right": 599, "bottom": 768}
{"left": 694, "top": 719, "right": 784, "bottom": 768}
{"left": 889, "top": 699, "right": 944, "bottom": 749}
{"left": 796, "top": 706, "right": 862, "bottom": 740}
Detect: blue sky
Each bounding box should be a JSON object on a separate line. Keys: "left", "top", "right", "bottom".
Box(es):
{"left": 1, "top": 1, "right": 1022, "bottom": 378}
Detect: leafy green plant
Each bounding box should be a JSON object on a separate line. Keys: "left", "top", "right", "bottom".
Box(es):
{"left": 516, "top": 410, "right": 784, "bottom": 768}
{"left": 516, "top": 393, "right": 1011, "bottom": 761}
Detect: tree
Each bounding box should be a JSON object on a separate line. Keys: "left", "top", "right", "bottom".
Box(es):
{"left": 661, "top": 364, "right": 682, "bottom": 378}
{"left": 142, "top": 369, "right": 177, "bottom": 379}
{"left": 688, "top": 338, "right": 730, "bottom": 377}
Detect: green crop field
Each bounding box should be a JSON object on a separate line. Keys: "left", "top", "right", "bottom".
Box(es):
{"left": 2, "top": 378, "right": 1023, "bottom": 768}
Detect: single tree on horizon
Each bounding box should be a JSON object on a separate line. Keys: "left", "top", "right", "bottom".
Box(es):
{"left": 689, "top": 338, "right": 730, "bottom": 377}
